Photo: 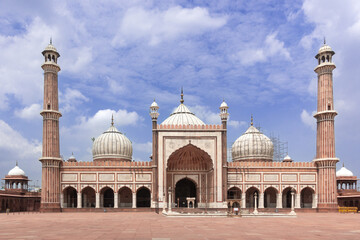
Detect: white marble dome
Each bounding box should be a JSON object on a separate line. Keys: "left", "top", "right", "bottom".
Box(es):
{"left": 44, "top": 43, "right": 58, "bottom": 52}
{"left": 220, "top": 101, "right": 228, "bottom": 108}
{"left": 8, "top": 164, "right": 26, "bottom": 176}
{"left": 161, "top": 104, "right": 205, "bottom": 126}
{"left": 92, "top": 124, "right": 132, "bottom": 161}
{"left": 150, "top": 100, "right": 159, "bottom": 108}
{"left": 232, "top": 125, "right": 274, "bottom": 161}
{"left": 318, "top": 43, "right": 333, "bottom": 54}
{"left": 336, "top": 166, "right": 353, "bottom": 177}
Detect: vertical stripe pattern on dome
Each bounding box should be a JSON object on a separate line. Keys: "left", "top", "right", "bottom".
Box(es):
{"left": 92, "top": 125, "right": 132, "bottom": 161}
{"left": 161, "top": 104, "right": 205, "bottom": 125}
{"left": 231, "top": 126, "right": 274, "bottom": 161}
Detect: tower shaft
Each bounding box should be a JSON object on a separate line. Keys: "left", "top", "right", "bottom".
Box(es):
{"left": 39, "top": 43, "right": 62, "bottom": 212}
{"left": 313, "top": 44, "right": 339, "bottom": 211}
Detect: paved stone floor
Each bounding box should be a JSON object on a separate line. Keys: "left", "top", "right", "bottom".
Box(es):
{"left": 0, "top": 212, "right": 359, "bottom": 239}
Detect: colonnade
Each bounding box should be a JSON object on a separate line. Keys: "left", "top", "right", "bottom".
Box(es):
{"left": 228, "top": 187, "right": 317, "bottom": 209}
{"left": 61, "top": 186, "right": 151, "bottom": 209}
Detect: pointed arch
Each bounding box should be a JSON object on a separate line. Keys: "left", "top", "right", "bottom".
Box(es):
{"left": 63, "top": 186, "right": 77, "bottom": 208}
{"left": 167, "top": 143, "right": 213, "bottom": 171}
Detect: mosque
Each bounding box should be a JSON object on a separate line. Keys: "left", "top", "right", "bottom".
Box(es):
{"left": 35, "top": 40, "right": 359, "bottom": 213}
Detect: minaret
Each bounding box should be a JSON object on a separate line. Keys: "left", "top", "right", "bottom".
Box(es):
{"left": 150, "top": 99, "right": 159, "bottom": 208}
{"left": 39, "top": 39, "right": 62, "bottom": 212}
{"left": 313, "top": 39, "right": 339, "bottom": 211}
{"left": 219, "top": 100, "right": 229, "bottom": 202}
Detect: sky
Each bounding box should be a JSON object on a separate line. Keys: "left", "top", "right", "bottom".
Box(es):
{"left": 0, "top": 0, "right": 360, "bottom": 186}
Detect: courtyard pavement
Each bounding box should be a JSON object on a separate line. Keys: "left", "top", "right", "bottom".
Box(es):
{"left": 0, "top": 212, "right": 359, "bottom": 239}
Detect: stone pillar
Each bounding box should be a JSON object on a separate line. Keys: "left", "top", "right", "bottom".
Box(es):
{"left": 132, "top": 192, "right": 136, "bottom": 208}
{"left": 295, "top": 193, "right": 301, "bottom": 208}
{"left": 77, "top": 193, "right": 82, "bottom": 208}
{"left": 168, "top": 188, "right": 172, "bottom": 212}
{"left": 253, "top": 192, "right": 258, "bottom": 214}
{"left": 241, "top": 193, "right": 246, "bottom": 209}
{"left": 276, "top": 193, "right": 282, "bottom": 208}
{"left": 95, "top": 193, "right": 100, "bottom": 208}
{"left": 60, "top": 193, "right": 64, "bottom": 208}
{"left": 114, "top": 192, "right": 118, "bottom": 208}
{"left": 259, "top": 193, "right": 264, "bottom": 208}
{"left": 290, "top": 190, "right": 296, "bottom": 215}
{"left": 313, "top": 193, "right": 318, "bottom": 208}
{"left": 162, "top": 193, "right": 166, "bottom": 214}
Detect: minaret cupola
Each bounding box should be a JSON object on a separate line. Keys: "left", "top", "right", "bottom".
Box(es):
{"left": 150, "top": 99, "right": 159, "bottom": 121}
{"left": 219, "top": 100, "right": 229, "bottom": 122}
{"left": 42, "top": 38, "right": 60, "bottom": 65}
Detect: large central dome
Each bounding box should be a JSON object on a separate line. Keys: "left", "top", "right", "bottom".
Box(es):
{"left": 161, "top": 90, "right": 205, "bottom": 126}
{"left": 161, "top": 104, "right": 205, "bottom": 125}
{"left": 92, "top": 122, "right": 132, "bottom": 161}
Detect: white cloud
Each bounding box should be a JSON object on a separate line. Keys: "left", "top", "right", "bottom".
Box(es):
{"left": 0, "top": 120, "right": 42, "bottom": 181}
{"left": 14, "top": 103, "right": 42, "bottom": 120}
{"left": 190, "top": 105, "right": 221, "bottom": 124}
{"left": 189, "top": 104, "right": 244, "bottom": 128}
{"left": 228, "top": 120, "right": 246, "bottom": 128}
{"left": 300, "top": 109, "right": 316, "bottom": 130}
{"left": 60, "top": 108, "right": 143, "bottom": 161}
{"left": 133, "top": 141, "right": 152, "bottom": 154}
{"left": 112, "top": 6, "right": 227, "bottom": 46}
{"left": 60, "top": 88, "right": 89, "bottom": 113}
{"left": 237, "top": 32, "right": 290, "bottom": 66}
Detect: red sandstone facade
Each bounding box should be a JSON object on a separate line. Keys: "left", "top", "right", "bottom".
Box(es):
{"left": 39, "top": 41, "right": 343, "bottom": 212}
{"left": 0, "top": 167, "right": 40, "bottom": 212}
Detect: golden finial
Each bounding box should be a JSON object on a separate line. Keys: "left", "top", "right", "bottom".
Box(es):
{"left": 324, "top": 37, "right": 326, "bottom": 45}
{"left": 180, "top": 87, "right": 184, "bottom": 104}
{"left": 343, "top": 162, "right": 344, "bottom": 167}
{"left": 111, "top": 114, "right": 114, "bottom": 126}
{"left": 16, "top": 161, "right": 18, "bottom": 166}
{"left": 251, "top": 114, "right": 253, "bottom": 126}
{"left": 50, "top": 37, "right": 52, "bottom": 45}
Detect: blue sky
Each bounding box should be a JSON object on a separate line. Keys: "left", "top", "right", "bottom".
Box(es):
{"left": 0, "top": 0, "right": 360, "bottom": 186}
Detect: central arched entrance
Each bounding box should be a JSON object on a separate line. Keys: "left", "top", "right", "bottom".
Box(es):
{"left": 167, "top": 144, "right": 213, "bottom": 208}
{"left": 175, "top": 178, "right": 197, "bottom": 207}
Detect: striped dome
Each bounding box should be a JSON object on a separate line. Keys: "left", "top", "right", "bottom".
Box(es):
{"left": 232, "top": 125, "right": 274, "bottom": 161}
{"left": 92, "top": 125, "right": 132, "bottom": 161}
{"left": 161, "top": 104, "right": 205, "bottom": 125}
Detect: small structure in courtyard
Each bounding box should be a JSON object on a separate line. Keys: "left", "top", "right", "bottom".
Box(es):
{"left": 0, "top": 163, "right": 40, "bottom": 212}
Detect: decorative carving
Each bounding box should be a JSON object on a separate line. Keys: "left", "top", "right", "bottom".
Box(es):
{"left": 99, "top": 173, "right": 115, "bottom": 182}
{"left": 81, "top": 174, "right": 96, "bottom": 182}
{"left": 300, "top": 185, "right": 316, "bottom": 192}
{"left": 300, "top": 174, "right": 316, "bottom": 182}
{"left": 61, "top": 173, "right": 77, "bottom": 182}
{"left": 136, "top": 173, "right": 151, "bottom": 182}
{"left": 282, "top": 174, "right": 297, "bottom": 182}
{"left": 228, "top": 184, "right": 243, "bottom": 191}
{"left": 99, "top": 184, "right": 114, "bottom": 191}
{"left": 136, "top": 184, "right": 151, "bottom": 191}
{"left": 245, "top": 184, "right": 260, "bottom": 191}
{"left": 264, "top": 174, "right": 278, "bottom": 182}
{"left": 264, "top": 185, "right": 279, "bottom": 192}
{"left": 118, "top": 173, "right": 132, "bottom": 181}
{"left": 174, "top": 175, "right": 198, "bottom": 186}
{"left": 245, "top": 174, "right": 260, "bottom": 182}
{"left": 62, "top": 184, "right": 77, "bottom": 191}
{"left": 80, "top": 184, "right": 96, "bottom": 192}
{"left": 228, "top": 174, "right": 242, "bottom": 182}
